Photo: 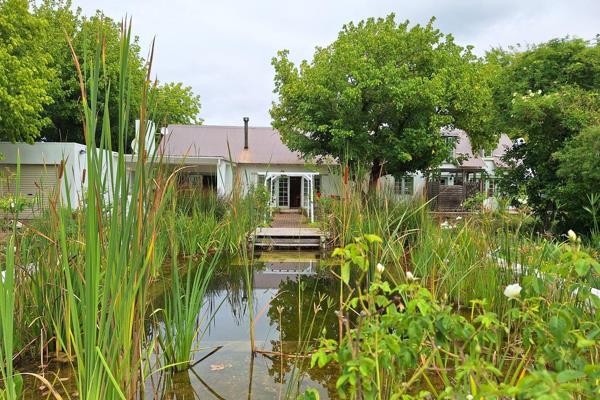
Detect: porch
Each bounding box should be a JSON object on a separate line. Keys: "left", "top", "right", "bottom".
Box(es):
{"left": 427, "top": 167, "right": 487, "bottom": 211}
{"left": 262, "top": 172, "right": 319, "bottom": 223}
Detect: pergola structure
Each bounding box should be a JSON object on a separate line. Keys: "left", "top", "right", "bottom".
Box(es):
{"left": 263, "top": 172, "right": 319, "bottom": 223}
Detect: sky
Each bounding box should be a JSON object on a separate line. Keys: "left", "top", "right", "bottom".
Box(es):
{"left": 73, "top": 0, "right": 600, "bottom": 127}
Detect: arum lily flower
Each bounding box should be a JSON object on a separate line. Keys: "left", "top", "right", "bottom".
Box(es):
{"left": 503, "top": 283, "right": 522, "bottom": 300}
{"left": 406, "top": 271, "right": 418, "bottom": 281}
{"left": 567, "top": 230, "right": 577, "bottom": 242}
{"left": 376, "top": 263, "right": 385, "bottom": 273}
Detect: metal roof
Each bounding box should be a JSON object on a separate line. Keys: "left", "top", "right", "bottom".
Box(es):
{"left": 158, "top": 124, "right": 305, "bottom": 164}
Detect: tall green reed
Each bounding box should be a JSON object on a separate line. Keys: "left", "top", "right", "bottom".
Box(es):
{"left": 0, "top": 194, "right": 20, "bottom": 399}
{"left": 159, "top": 234, "right": 222, "bottom": 372}
{"left": 55, "top": 20, "right": 171, "bottom": 399}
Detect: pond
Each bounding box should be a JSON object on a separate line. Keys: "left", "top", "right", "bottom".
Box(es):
{"left": 22, "top": 251, "right": 341, "bottom": 399}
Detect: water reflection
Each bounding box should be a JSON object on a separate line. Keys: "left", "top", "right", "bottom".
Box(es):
{"left": 152, "top": 251, "right": 340, "bottom": 399}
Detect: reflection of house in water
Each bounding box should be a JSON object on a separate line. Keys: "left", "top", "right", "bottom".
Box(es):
{"left": 253, "top": 253, "right": 319, "bottom": 289}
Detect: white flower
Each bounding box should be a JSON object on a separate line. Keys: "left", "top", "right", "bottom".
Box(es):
{"left": 15, "top": 221, "right": 23, "bottom": 229}
{"left": 455, "top": 216, "right": 463, "bottom": 221}
{"left": 567, "top": 229, "right": 577, "bottom": 242}
{"left": 376, "top": 263, "right": 385, "bottom": 273}
{"left": 503, "top": 283, "right": 522, "bottom": 300}
{"left": 406, "top": 271, "right": 418, "bottom": 281}
{"left": 466, "top": 395, "right": 474, "bottom": 400}
{"left": 10, "top": 202, "right": 15, "bottom": 209}
{"left": 440, "top": 221, "right": 453, "bottom": 230}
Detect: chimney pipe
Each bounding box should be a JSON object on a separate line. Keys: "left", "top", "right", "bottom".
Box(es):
{"left": 243, "top": 117, "right": 249, "bottom": 149}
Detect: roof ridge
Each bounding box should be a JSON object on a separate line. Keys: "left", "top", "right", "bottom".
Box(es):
{"left": 168, "top": 124, "right": 275, "bottom": 129}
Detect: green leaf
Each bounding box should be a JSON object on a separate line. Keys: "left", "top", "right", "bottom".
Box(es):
{"left": 556, "top": 370, "right": 585, "bottom": 383}
{"left": 332, "top": 248, "right": 344, "bottom": 257}
{"left": 341, "top": 262, "right": 350, "bottom": 285}
{"left": 574, "top": 259, "right": 591, "bottom": 277}
{"left": 363, "top": 234, "right": 383, "bottom": 243}
{"left": 576, "top": 338, "right": 595, "bottom": 348}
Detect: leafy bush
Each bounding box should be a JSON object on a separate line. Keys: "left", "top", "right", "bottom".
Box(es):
{"left": 306, "top": 235, "right": 600, "bottom": 399}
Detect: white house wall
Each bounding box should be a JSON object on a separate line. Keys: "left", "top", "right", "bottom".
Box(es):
{"left": 0, "top": 142, "right": 121, "bottom": 209}
{"left": 379, "top": 173, "right": 427, "bottom": 199}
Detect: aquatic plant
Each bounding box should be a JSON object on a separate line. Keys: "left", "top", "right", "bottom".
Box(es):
{"left": 159, "top": 241, "right": 222, "bottom": 372}
{"left": 0, "top": 231, "right": 21, "bottom": 399}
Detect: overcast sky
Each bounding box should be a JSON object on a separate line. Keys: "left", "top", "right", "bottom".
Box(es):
{"left": 74, "top": 0, "right": 600, "bottom": 126}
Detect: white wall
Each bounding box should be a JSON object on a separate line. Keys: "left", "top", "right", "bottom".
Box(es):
{"left": 379, "top": 173, "right": 427, "bottom": 199}
{"left": 0, "top": 142, "right": 119, "bottom": 208}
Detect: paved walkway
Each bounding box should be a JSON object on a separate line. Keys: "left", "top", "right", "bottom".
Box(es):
{"left": 271, "top": 211, "right": 308, "bottom": 228}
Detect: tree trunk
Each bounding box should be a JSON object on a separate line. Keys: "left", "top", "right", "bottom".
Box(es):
{"left": 369, "top": 158, "right": 383, "bottom": 191}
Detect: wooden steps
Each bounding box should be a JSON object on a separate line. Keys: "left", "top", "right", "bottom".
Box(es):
{"left": 250, "top": 227, "right": 325, "bottom": 250}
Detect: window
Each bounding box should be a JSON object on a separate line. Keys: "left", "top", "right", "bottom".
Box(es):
{"left": 178, "top": 172, "right": 203, "bottom": 187}
{"left": 257, "top": 174, "right": 266, "bottom": 187}
{"left": 303, "top": 177, "right": 310, "bottom": 208}
{"left": 202, "top": 174, "right": 217, "bottom": 190}
{"left": 394, "top": 175, "right": 414, "bottom": 196}
{"left": 487, "top": 179, "right": 496, "bottom": 196}
{"left": 314, "top": 176, "right": 321, "bottom": 194}
{"left": 278, "top": 176, "right": 289, "bottom": 207}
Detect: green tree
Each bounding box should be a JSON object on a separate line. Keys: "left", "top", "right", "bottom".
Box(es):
{"left": 35, "top": 1, "right": 146, "bottom": 145}
{"left": 34, "top": 0, "right": 202, "bottom": 146}
{"left": 271, "top": 15, "right": 496, "bottom": 186}
{"left": 0, "top": 0, "right": 53, "bottom": 142}
{"left": 555, "top": 126, "right": 600, "bottom": 233}
{"left": 492, "top": 38, "right": 600, "bottom": 231}
{"left": 32, "top": 0, "right": 82, "bottom": 141}
{"left": 150, "top": 81, "right": 202, "bottom": 127}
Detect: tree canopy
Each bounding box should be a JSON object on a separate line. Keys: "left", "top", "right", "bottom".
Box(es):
{"left": 271, "top": 15, "right": 497, "bottom": 184}
{"left": 33, "top": 0, "right": 202, "bottom": 145}
{"left": 492, "top": 38, "right": 600, "bottom": 231}
{"left": 151, "top": 82, "right": 202, "bottom": 127}
{"left": 0, "top": 0, "right": 202, "bottom": 146}
{"left": 0, "top": 0, "right": 53, "bottom": 142}
{"left": 555, "top": 126, "right": 600, "bottom": 233}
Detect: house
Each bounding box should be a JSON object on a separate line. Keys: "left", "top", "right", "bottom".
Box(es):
{"left": 426, "top": 129, "right": 513, "bottom": 211}
{"left": 0, "top": 142, "right": 119, "bottom": 218}
{"left": 158, "top": 118, "right": 340, "bottom": 222}
{"left": 0, "top": 120, "right": 511, "bottom": 220}
{"left": 158, "top": 119, "right": 514, "bottom": 215}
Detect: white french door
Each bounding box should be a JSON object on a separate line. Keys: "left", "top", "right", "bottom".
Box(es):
{"left": 277, "top": 176, "right": 289, "bottom": 207}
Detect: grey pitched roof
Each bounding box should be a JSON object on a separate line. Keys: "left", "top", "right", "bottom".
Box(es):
{"left": 158, "top": 124, "right": 305, "bottom": 164}
{"left": 159, "top": 124, "right": 512, "bottom": 168}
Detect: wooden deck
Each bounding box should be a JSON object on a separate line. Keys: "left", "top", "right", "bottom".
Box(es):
{"left": 249, "top": 211, "right": 325, "bottom": 249}
{"left": 250, "top": 227, "right": 325, "bottom": 249}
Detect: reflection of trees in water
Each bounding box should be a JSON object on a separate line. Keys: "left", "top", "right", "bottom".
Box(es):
{"left": 159, "top": 370, "right": 197, "bottom": 399}
{"left": 261, "top": 348, "right": 339, "bottom": 400}
{"left": 267, "top": 273, "right": 340, "bottom": 342}
{"left": 149, "top": 258, "right": 262, "bottom": 332}
{"left": 262, "top": 273, "right": 340, "bottom": 398}
{"left": 203, "top": 259, "right": 265, "bottom": 326}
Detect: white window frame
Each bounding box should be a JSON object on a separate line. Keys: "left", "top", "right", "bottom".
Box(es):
{"left": 394, "top": 175, "right": 414, "bottom": 196}
{"left": 278, "top": 176, "right": 289, "bottom": 207}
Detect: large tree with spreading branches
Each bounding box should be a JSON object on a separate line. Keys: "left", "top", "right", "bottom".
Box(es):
{"left": 271, "top": 14, "right": 497, "bottom": 187}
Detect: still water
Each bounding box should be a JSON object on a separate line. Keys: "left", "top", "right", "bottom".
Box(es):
{"left": 23, "top": 251, "right": 340, "bottom": 399}
{"left": 152, "top": 251, "right": 339, "bottom": 399}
